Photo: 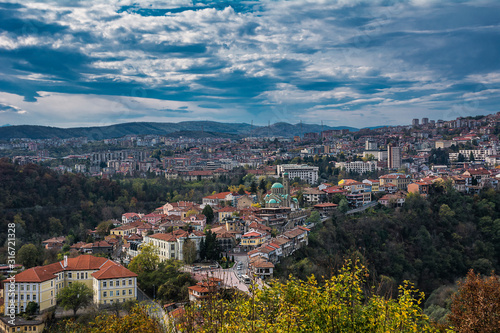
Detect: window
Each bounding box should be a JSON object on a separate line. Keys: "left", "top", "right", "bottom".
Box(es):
{"left": 110, "top": 281, "right": 113, "bottom": 287}
{"left": 116, "top": 280, "right": 120, "bottom": 287}
{"left": 122, "top": 279, "right": 125, "bottom": 285}
{"left": 110, "top": 291, "right": 113, "bottom": 297}
{"left": 103, "top": 282, "right": 107, "bottom": 288}
{"left": 51, "top": 291, "right": 53, "bottom": 297}
{"left": 33, "top": 285, "right": 36, "bottom": 291}
{"left": 122, "top": 290, "right": 126, "bottom": 295}
{"left": 68, "top": 273, "right": 72, "bottom": 279}
{"left": 77, "top": 273, "right": 79, "bottom": 279}
{"left": 129, "top": 289, "right": 132, "bottom": 295}
{"left": 27, "top": 285, "right": 30, "bottom": 291}
{"left": 27, "top": 295, "right": 30, "bottom": 301}
{"left": 129, "top": 279, "right": 132, "bottom": 285}
{"left": 85, "top": 272, "right": 88, "bottom": 279}
{"left": 21, "top": 295, "right": 24, "bottom": 300}
{"left": 33, "top": 295, "right": 36, "bottom": 300}
{"left": 103, "top": 292, "right": 107, "bottom": 297}
{"left": 104, "top": 301, "right": 106, "bottom": 304}
{"left": 170, "top": 244, "right": 175, "bottom": 251}
{"left": 21, "top": 285, "right": 24, "bottom": 291}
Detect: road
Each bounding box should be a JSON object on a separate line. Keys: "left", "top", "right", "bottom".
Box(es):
{"left": 345, "top": 201, "right": 378, "bottom": 215}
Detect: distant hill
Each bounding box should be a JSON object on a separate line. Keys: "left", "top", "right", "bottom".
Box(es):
{"left": 0, "top": 121, "right": 358, "bottom": 140}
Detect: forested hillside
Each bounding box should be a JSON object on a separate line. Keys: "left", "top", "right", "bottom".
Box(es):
{"left": 0, "top": 158, "right": 240, "bottom": 258}
{"left": 277, "top": 185, "right": 500, "bottom": 297}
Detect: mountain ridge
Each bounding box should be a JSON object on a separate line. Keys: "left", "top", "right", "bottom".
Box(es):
{"left": 0, "top": 121, "right": 359, "bottom": 140}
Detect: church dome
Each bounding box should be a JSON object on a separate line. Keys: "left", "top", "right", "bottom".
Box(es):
{"left": 269, "top": 199, "right": 277, "bottom": 204}
{"left": 271, "top": 183, "right": 284, "bottom": 189}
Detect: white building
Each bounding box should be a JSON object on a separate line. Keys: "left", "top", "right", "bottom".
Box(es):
{"left": 335, "top": 161, "right": 379, "bottom": 174}
{"left": 277, "top": 164, "right": 319, "bottom": 184}
{"left": 144, "top": 229, "right": 205, "bottom": 262}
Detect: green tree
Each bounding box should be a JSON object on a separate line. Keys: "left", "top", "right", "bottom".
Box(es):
{"left": 56, "top": 282, "right": 93, "bottom": 316}
{"left": 128, "top": 243, "right": 160, "bottom": 274}
{"left": 25, "top": 301, "right": 39, "bottom": 315}
{"left": 306, "top": 211, "right": 321, "bottom": 224}
{"left": 17, "top": 244, "right": 40, "bottom": 268}
{"left": 202, "top": 204, "right": 215, "bottom": 224}
{"left": 182, "top": 238, "right": 197, "bottom": 265}
{"left": 338, "top": 198, "right": 349, "bottom": 213}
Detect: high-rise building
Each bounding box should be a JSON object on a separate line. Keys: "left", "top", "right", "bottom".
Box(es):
{"left": 277, "top": 164, "right": 319, "bottom": 184}
{"left": 412, "top": 119, "right": 419, "bottom": 126}
{"left": 387, "top": 145, "right": 402, "bottom": 169}
{"left": 365, "top": 139, "right": 378, "bottom": 151}
{"left": 422, "top": 118, "right": 429, "bottom": 125}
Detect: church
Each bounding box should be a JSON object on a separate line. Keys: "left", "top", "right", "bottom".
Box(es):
{"left": 264, "top": 173, "right": 299, "bottom": 209}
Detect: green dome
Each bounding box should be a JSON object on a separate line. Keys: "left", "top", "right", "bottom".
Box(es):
{"left": 269, "top": 199, "right": 277, "bottom": 204}
{"left": 271, "top": 183, "right": 284, "bottom": 189}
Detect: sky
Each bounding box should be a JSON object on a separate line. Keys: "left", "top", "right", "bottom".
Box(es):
{"left": 0, "top": 0, "right": 500, "bottom": 129}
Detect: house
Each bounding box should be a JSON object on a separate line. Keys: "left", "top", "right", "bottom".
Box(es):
{"left": 2, "top": 255, "right": 137, "bottom": 314}
{"left": 249, "top": 257, "right": 274, "bottom": 279}
{"left": 379, "top": 173, "right": 411, "bottom": 191}
{"left": 187, "top": 277, "right": 222, "bottom": 303}
{"left": 218, "top": 206, "right": 238, "bottom": 222}
{"left": 92, "top": 241, "right": 114, "bottom": 256}
{"left": 240, "top": 230, "right": 270, "bottom": 251}
{"left": 378, "top": 191, "right": 407, "bottom": 207}
{"left": 313, "top": 203, "right": 338, "bottom": 216}
{"left": 202, "top": 192, "right": 231, "bottom": 206}
{"left": 144, "top": 229, "right": 205, "bottom": 262}
{"left": 407, "top": 181, "right": 433, "bottom": 197}
{"left": 121, "top": 213, "right": 142, "bottom": 224}
{"left": 302, "top": 187, "right": 327, "bottom": 204}
{"left": 42, "top": 236, "right": 66, "bottom": 251}
{"left": 0, "top": 317, "right": 45, "bottom": 333}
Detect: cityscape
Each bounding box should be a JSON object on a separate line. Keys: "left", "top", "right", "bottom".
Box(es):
{"left": 1, "top": 0, "right": 500, "bottom": 332}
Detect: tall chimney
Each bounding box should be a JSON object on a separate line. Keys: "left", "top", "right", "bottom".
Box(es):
{"left": 63, "top": 255, "right": 68, "bottom": 268}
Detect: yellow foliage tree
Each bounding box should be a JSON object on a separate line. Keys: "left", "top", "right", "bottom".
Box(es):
{"left": 177, "top": 260, "right": 437, "bottom": 332}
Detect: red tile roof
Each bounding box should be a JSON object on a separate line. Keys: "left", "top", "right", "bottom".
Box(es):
{"left": 91, "top": 264, "right": 137, "bottom": 280}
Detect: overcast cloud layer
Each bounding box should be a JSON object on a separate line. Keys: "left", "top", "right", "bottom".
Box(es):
{"left": 0, "top": 0, "right": 499, "bottom": 128}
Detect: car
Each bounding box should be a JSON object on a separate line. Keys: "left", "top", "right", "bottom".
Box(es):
{"left": 193, "top": 266, "right": 201, "bottom": 271}
{"left": 237, "top": 266, "right": 242, "bottom": 270}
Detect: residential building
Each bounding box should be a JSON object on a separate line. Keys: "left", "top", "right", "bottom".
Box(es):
{"left": 0, "top": 317, "right": 45, "bottom": 333}
{"left": 2, "top": 255, "right": 137, "bottom": 315}
{"left": 387, "top": 145, "right": 402, "bottom": 169}
{"left": 379, "top": 173, "right": 411, "bottom": 191}
{"left": 335, "top": 161, "right": 379, "bottom": 174}
{"left": 144, "top": 229, "right": 205, "bottom": 262}
{"left": 277, "top": 164, "right": 319, "bottom": 184}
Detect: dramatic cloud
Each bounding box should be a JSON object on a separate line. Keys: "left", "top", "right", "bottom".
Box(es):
{"left": 0, "top": 0, "right": 499, "bottom": 128}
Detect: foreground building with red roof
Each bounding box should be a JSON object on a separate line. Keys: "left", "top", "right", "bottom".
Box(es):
{"left": 2, "top": 255, "right": 137, "bottom": 315}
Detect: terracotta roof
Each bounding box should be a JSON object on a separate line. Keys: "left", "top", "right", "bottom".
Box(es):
{"left": 203, "top": 192, "right": 231, "bottom": 200}
{"left": 91, "top": 264, "right": 137, "bottom": 280}
{"left": 149, "top": 233, "right": 178, "bottom": 242}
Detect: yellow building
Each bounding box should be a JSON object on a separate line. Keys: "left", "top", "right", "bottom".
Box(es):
{"left": 0, "top": 317, "right": 45, "bottom": 333}
{"left": 2, "top": 255, "right": 137, "bottom": 315}
{"left": 241, "top": 230, "right": 269, "bottom": 250}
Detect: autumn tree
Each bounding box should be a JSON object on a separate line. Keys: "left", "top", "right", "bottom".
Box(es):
{"left": 56, "top": 282, "right": 93, "bottom": 316}
{"left": 182, "top": 238, "right": 197, "bottom": 265}
{"left": 448, "top": 270, "right": 500, "bottom": 333}
{"left": 128, "top": 243, "right": 160, "bottom": 274}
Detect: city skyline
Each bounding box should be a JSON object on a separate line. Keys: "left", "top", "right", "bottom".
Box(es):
{"left": 1, "top": 0, "right": 500, "bottom": 128}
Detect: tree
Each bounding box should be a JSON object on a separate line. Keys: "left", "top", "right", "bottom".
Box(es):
{"left": 183, "top": 238, "right": 197, "bottom": 265}
{"left": 250, "top": 180, "right": 257, "bottom": 194}
{"left": 17, "top": 244, "right": 40, "bottom": 268}
{"left": 449, "top": 270, "right": 500, "bottom": 332}
{"left": 469, "top": 152, "right": 475, "bottom": 162}
{"left": 306, "top": 211, "right": 321, "bottom": 224}
{"left": 204, "top": 230, "right": 220, "bottom": 261}
{"left": 202, "top": 204, "right": 215, "bottom": 224}
{"left": 338, "top": 198, "right": 349, "bottom": 213}
{"left": 128, "top": 243, "right": 160, "bottom": 274}
{"left": 96, "top": 220, "right": 115, "bottom": 238}
{"left": 25, "top": 301, "right": 39, "bottom": 315}
{"left": 56, "top": 282, "right": 93, "bottom": 316}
